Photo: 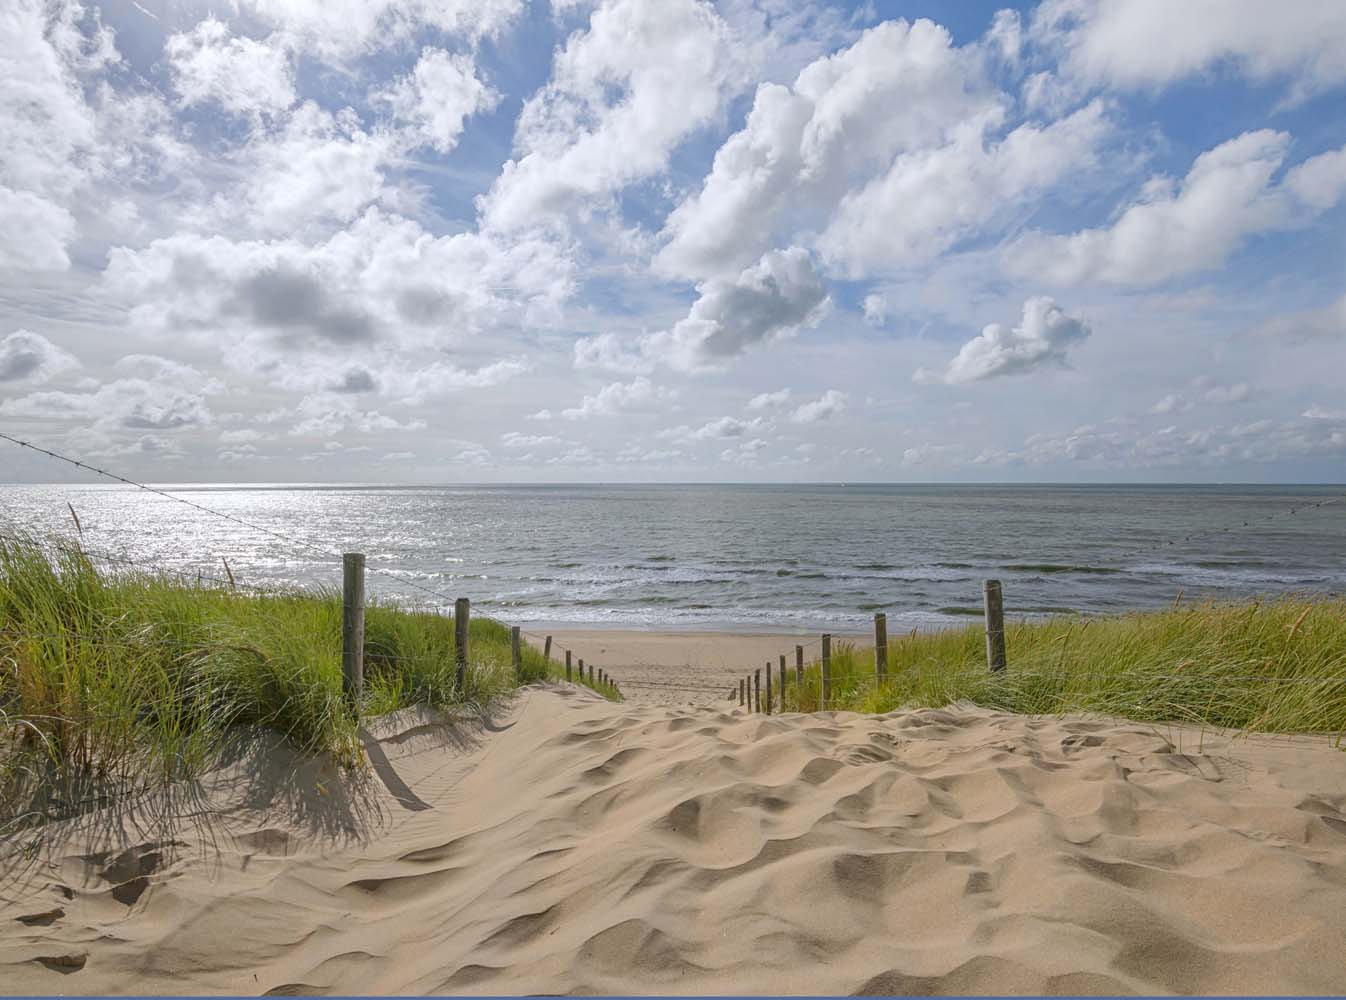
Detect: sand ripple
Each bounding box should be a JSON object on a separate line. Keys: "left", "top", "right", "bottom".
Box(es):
{"left": 4, "top": 688, "right": 1346, "bottom": 995}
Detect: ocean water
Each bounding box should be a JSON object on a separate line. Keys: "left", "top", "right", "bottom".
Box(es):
{"left": 2, "top": 483, "right": 1344, "bottom": 632}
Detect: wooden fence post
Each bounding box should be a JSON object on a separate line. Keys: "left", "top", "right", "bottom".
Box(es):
{"left": 565, "top": 649, "right": 572, "bottom": 682}
{"left": 983, "top": 579, "right": 1007, "bottom": 673}
{"left": 341, "top": 553, "right": 365, "bottom": 707}
{"left": 454, "top": 597, "right": 470, "bottom": 693}
{"left": 765, "top": 661, "right": 772, "bottom": 716}
{"left": 579, "top": 658, "right": 585, "bottom": 683}
{"left": 779, "top": 655, "right": 786, "bottom": 710}
{"left": 821, "top": 633, "right": 831, "bottom": 709}
{"left": 754, "top": 669, "right": 761, "bottom": 713}
{"left": 511, "top": 626, "right": 522, "bottom": 680}
{"left": 795, "top": 644, "right": 804, "bottom": 686}
{"left": 739, "top": 678, "right": 744, "bottom": 706}
{"left": 874, "top": 612, "right": 888, "bottom": 682}
{"left": 544, "top": 635, "right": 553, "bottom": 661}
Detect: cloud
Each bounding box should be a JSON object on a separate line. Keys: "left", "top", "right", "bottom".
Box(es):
{"left": 0, "top": 0, "right": 116, "bottom": 271}
{"left": 561, "top": 376, "right": 673, "bottom": 419}
{"left": 105, "top": 209, "right": 573, "bottom": 382}
{"left": 925, "top": 297, "right": 1090, "bottom": 384}
{"left": 862, "top": 294, "right": 888, "bottom": 325}
{"left": 164, "top": 18, "right": 295, "bottom": 118}
{"left": 656, "top": 18, "right": 999, "bottom": 281}
{"left": 1150, "top": 393, "right": 1189, "bottom": 415}
{"left": 819, "top": 100, "right": 1110, "bottom": 276}
{"left": 790, "top": 389, "right": 847, "bottom": 423}
{"left": 747, "top": 388, "right": 791, "bottom": 410}
{"left": 0, "top": 354, "right": 221, "bottom": 435}
{"left": 0, "top": 330, "right": 80, "bottom": 383}
{"left": 1203, "top": 381, "right": 1252, "bottom": 405}
{"left": 1250, "top": 292, "right": 1346, "bottom": 342}
{"left": 377, "top": 48, "right": 498, "bottom": 154}
{"left": 235, "top": 0, "right": 524, "bottom": 61}
{"left": 643, "top": 247, "right": 828, "bottom": 372}
{"left": 0, "top": 187, "right": 78, "bottom": 271}
{"left": 571, "top": 247, "right": 827, "bottom": 374}
{"left": 719, "top": 437, "right": 768, "bottom": 464}
{"left": 661, "top": 415, "right": 772, "bottom": 441}
{"left": 285, "top": 394, "right": 427, "bottom": 437}
{"left": 1008, "top": 131, "right": 1346, "bottom": 287}
{"left": 1033, "top": 0, "right": 1346, "bottom": 100}
{"left": 572, "top": 332, "right": 654, "bottom": 374}
{"left": 227, "top": 102, "right": 393, "bottom": 235}
{"left": 480, "top": 0, "right": 744, "bottom": 230}
{"left": 501, "top": 431, "right": 560, "bottom": 448}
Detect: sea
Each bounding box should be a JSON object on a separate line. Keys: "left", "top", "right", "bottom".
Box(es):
{"left": 2, "top": 483, "right": 1344, "bottom": 633}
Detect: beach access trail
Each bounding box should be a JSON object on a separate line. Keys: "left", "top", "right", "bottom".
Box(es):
{"left": 4, "top": 686, "right": 1346, "bottom": 995}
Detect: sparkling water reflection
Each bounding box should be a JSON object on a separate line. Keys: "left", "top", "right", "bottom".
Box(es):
{"left": 2, "top": 483, "right": 1343, "bottom": 632}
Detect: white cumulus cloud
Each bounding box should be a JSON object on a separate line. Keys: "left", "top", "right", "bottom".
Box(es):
{"left": 924, "top": 297, "right": 1090, "bottom": 384}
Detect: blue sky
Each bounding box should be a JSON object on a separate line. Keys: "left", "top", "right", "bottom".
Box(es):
{"left": 1, "top": 0, "right": 1344, "bottom": 483}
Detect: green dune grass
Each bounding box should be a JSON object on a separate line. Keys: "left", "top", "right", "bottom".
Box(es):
{"left": 784, "top": 597, "right": 1346, "bottom": 739}
{"left": 0, "top": 532, "right": 616, "bottom": 833}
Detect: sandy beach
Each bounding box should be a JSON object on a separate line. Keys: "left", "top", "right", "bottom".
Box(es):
{"left": 5, "top": 686, "right": 1346, "bottom": 995}
{"left": 527, "top": 629, "right": 865, "bottom": 705}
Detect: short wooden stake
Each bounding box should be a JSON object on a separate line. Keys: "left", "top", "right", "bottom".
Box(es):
{"left": 739, "top": 678, "right": 744, "bottom": 706}
{"left": 779, "top": 655, "right": 786, "bottom": 710}
{"left": 565, "top": 649, "right": 572, "bottom": 682}
{"left": 764, "top": 660, "right": 772, "bottom": 716}
{"left": 511, "top": 626, "right": 522, "bottom": 680}
{"left": 454, "top": 597, "right": 470, "bottom": 694}
{"left": 754, "top": 669, "right": 761, "bottom": 713}
{"left": 821, "top": 633, "right": 831, "bottom": 708}
{"left": 795, "top": 644, "right": 804, "bottom": 685}
{"left": 341, "top": 553, "right": 365, "bottom": 707}
{"left": 579, "top": 658, "right": 585, "bottom": 682}
{"left": 544, "top": 635, "right": 553, "bottom": 661}
{"left": 874, "top": 612, "right": 888, "bottom": 681}
{"left": 983, "top": 579, "right": 1007, "bottom": 673}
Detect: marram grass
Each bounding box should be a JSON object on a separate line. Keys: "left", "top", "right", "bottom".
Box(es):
{"left": 785, "top": 597, "right": 1346, "bottom": 740}
{"left": 0, "top": 532, "right": 616, "bottom": 832}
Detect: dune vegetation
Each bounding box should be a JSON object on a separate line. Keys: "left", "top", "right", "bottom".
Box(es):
{"left": 0, "top": 532, "right": 616, "bottom": 833}
{"left": 786, "top": 596, "right": 1346, "bottom": 739}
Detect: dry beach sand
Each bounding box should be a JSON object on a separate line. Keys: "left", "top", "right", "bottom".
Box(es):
{"left": 527, "top": 629, "right": 865, "bottom": 705}
{"left": 4, "top": 686, "right": 1346, "bottom": 995}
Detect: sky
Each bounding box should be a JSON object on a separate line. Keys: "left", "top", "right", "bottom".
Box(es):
{"left": 1, "top": 0, "right": 1344, "bottom": 485}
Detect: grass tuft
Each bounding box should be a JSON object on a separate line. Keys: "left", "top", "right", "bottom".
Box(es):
{"left": 0, "top": 532, "right": 614, "bottom": 833}
{"left": 783, "top": 597, "right": 1346, "bottom": 740}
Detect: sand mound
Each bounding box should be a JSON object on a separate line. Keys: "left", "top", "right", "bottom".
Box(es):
{"left": 4, "top": 688, "right": 1346, "bottom": 995}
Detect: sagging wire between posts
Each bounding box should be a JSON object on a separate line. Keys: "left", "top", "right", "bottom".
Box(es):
{"left": 0, "top": 431, "right": 497, "bottom": 615}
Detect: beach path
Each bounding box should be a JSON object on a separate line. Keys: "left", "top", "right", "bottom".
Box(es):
{"left": 4, "top": 688, "right": 1346, "bottom": 995}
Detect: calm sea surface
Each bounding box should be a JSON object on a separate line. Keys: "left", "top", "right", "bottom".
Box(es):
{"left": 2, "top": 484, "right": 1344, "bottom": 632}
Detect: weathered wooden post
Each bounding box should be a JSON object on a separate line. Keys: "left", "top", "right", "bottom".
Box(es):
{"left": 511, "top": 626, "right": 522, "bottom": 680}
{"left": 874, "top": 612, "right": 888, "bottom": 682}
{"left": 796, "top": 644, "right": 804, "bottom": 685}
{"left": 739, "top": 677, "right": 744, "bottom": 706}
{"left": 454, "top": 597, "right": 470, "bottom": 693}
{"left": 821, "top": 633, "right": 831, "bottom": 709}
{"left": 765, "top": 660, "right": 772, "bottom": 716}
{"left": 578, "top": 658, "right": 585, "bottom": 682}
{"left": 544, "top": 635, "right": 553, "bottom": 661}
{"left": 983, "top": 579, "right": 1007, "bottom": 673}
{"left": 565, "top": 649, "right": 572, "bottom": 681}
{"left": 341, "top": 553, "right": 365, "bottom": 707}
{"left": 779, "top": 655, "right": 786, "bottom": 709}
{"left": 754, "top": 669, "right": 761, "bottom": 713}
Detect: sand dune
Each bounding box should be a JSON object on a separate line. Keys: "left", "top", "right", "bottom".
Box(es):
{"left": 5, "top": 687, "right": 1346, "bottom": 995}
